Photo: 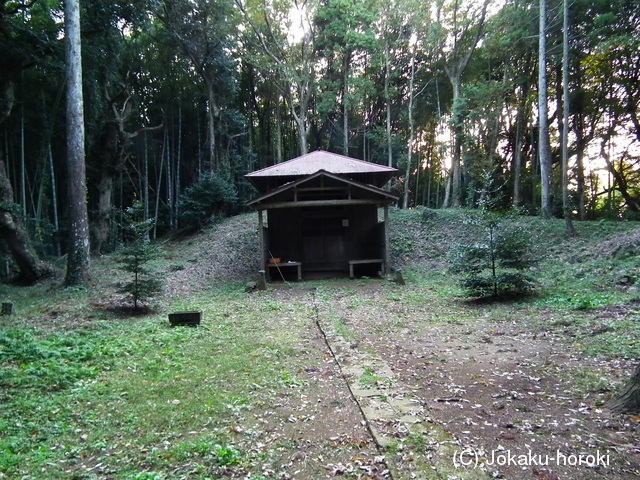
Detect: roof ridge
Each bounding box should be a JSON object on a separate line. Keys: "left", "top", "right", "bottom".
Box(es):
{"left": 246, "top": 150, "right": 397, "bottom": 177}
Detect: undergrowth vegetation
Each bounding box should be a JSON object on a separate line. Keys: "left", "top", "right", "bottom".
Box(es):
{"left": 1, "top": 209, "right": 640, "bottom": 478}
{"left": 0, "top": 284, "right": 309, "bottom": 479}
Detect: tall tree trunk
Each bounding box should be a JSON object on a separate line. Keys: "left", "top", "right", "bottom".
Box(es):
{"left": 384, "top": 37, "right": 393, "bottom": 168}
{"left": 575, "top": 115, "right": 587, "bottom": 220}
{"left": 403, "top": 43, "right": 418, "bottom": 209}
{"left": 276, "top": 93, "right": 283, "bottom": 163}
{"left": 203, "top": 72, "right": 219, "bottom": 171}
{"left": 175, "top": 96, "right": 182, "bottom": 229}
{"left": 607, "top": 363, "right": 640, "bottom": 414}
{"left": 164, "top": 121, "right": 172, "bottom": 234}
{"left": 342, "top": 53, "right": 350, "bottom": 156}
{"left": 538, "top": 0, "right": 552, "bottom": 219}
{"left": 531, "top": 119, "right": 539, "bottom": 208}
{"left": 561, "top": 0, "right": 575, "bottom": 234}
{"left": 143, "top": 132, "right": 150, "bottom": 223}
{"left": 197, "top": 112, "right": 202, "bottom": 176}
{"left": 512, "top": 75, "right": 531, "bottom": 208}
{"left": 449, "top": 78, "right": 463, "bottom": 207}
{"left": 64, "top": 0, "right": 91, "bottom": 285}
{"left": 20, "top": 102, "right": 26, "bottom": 216}
{"left": 443, "top": 172, "right": 452, "bottom": 208}
{"left": 48, "top": 143, "right": 61, "bottom": 256}
{"left": 154, "top": 128, "right": 167, "bottom": 239}
{"left": 0, "top": 160, "right": 54, "bottom": 283}
{"left": 513, "top": 119, "right": 524, "bottom": 208}
{"left": 426, "top": 153, "right": 432, "bottom": 207}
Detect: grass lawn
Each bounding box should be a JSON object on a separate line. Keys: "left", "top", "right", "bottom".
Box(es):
{"left": 2, "top": 209, "right": 640, "bottom": 479}
{"left": 0, "top": 284, "right": 325, "bottom": 479}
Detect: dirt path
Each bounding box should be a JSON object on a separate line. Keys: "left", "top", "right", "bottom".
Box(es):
{"left": 157, "top": 212, "right": 640, "bottom": 478}
{"left": 279, "top": 280, "right": 640, "bottom": 480}
{"left": 312, "top": 288, "right": 437, "bottom": 479}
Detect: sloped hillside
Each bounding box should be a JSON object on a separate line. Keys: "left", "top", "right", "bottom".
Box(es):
{"left": 163, "top": 208, "right": 640, "bottom": 295}
{"left": 163, "top": 213, "right": 260, "bottom": 297}
{"left": 390, "top": 207, "right": 640, "bottom": 265}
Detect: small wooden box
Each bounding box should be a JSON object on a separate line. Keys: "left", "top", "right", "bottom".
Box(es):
{"left": 168, "top": 311, "right": 202, "bottom": 327}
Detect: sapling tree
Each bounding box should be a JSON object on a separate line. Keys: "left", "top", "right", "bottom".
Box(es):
{"left": 118, "top": 202, "right": 162, "bottom": 312}
{"left": 449, "top": 217, "right": 538, "bottom": 298}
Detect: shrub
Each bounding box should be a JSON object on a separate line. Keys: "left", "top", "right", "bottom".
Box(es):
{"left": 449, "top": 218, "right": 538, "bottom": 298}
{"left": 179, "top": 173, "right": 237, "bottom": 230}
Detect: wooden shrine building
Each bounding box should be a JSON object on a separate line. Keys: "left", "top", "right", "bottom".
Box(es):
{"left": 246, "top": 151, "right": 398, "bottom": 280}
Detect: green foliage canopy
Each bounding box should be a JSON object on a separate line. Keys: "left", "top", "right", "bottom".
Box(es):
{"left": 178, "top": 173, "right": 238, "bottom": 230}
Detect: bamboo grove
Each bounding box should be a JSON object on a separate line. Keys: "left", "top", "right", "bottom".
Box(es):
{"left": 0, "top": 0, "right": 639, "bottom": 280}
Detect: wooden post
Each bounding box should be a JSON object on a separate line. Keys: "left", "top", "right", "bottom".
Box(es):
{"left": 384, "top": 204, "right": 390, "bottom": 276}
{"left": 258, "top": 209, "right": 265, "bottom": 271}
{"left": 257, "top": 270, "right": 267, "bottom": 290}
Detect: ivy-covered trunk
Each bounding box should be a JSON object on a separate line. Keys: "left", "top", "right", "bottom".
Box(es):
{"left": 93, "top": 174, "right": 114, "bottom": 255}
{"left": 0, "top": 160, "right": 54, "bottom": 283}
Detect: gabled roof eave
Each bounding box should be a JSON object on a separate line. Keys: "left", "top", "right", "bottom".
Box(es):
{"left": 246, "top": 169, "right": 399, "bottom": 209}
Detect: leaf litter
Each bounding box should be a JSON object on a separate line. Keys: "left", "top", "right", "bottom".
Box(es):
{"left": 7, "top": 213, "right": 640, "bottom": 479}
{"left": 163, "top": 253, "right": 640, "bottom": 480}
{"left": 154, "top": 212, "right": 640, "bottom": 479}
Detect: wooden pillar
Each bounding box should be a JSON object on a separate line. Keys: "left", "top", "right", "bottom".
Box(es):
{"left": 258, "top": 209, "right": 265, "bottom": 271}
{"left": 384, "top": 204, "right": 390, "bottom": 275}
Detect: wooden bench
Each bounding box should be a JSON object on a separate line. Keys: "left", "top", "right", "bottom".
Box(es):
{"left": 349, "top": 259, "right": 385, "bottom": 279}
{"left": 267, "top": 261, "right": 302, "bottom": 281}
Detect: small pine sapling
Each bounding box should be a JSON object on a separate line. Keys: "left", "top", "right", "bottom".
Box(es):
{"left": 117, "top": 201, "right": 162, "bottom": 312}
{"left": 449, "top": 218, "right": 538, "bottom": 298}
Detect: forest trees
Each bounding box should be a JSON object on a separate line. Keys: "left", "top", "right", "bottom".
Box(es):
{"left": 582, "top": 0, "right": 640, "bottom": 216}
{"left": 314, "top": 0, "right": 377, "bottom": 156}
{"left": 1, "top": 0, "right": 640, "bottom": 281}
{"left": 157, "top": 0, "right": 238, "bottom": 174}
{"left": 0, "top": 0, "right": 56, "bottom": 283}
{"left": 436, "top": 0, "right": 490, "bottom": 208}
{"left": 235, "top": 0, "right": 318, "bottom": 157}
{"left": 80, "top": 0, "right": 163, "bottom": 255}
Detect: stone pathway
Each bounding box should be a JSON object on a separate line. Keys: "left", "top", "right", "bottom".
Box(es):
{"left": 311, "top": 289, "right": 487, "bottom": 480}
